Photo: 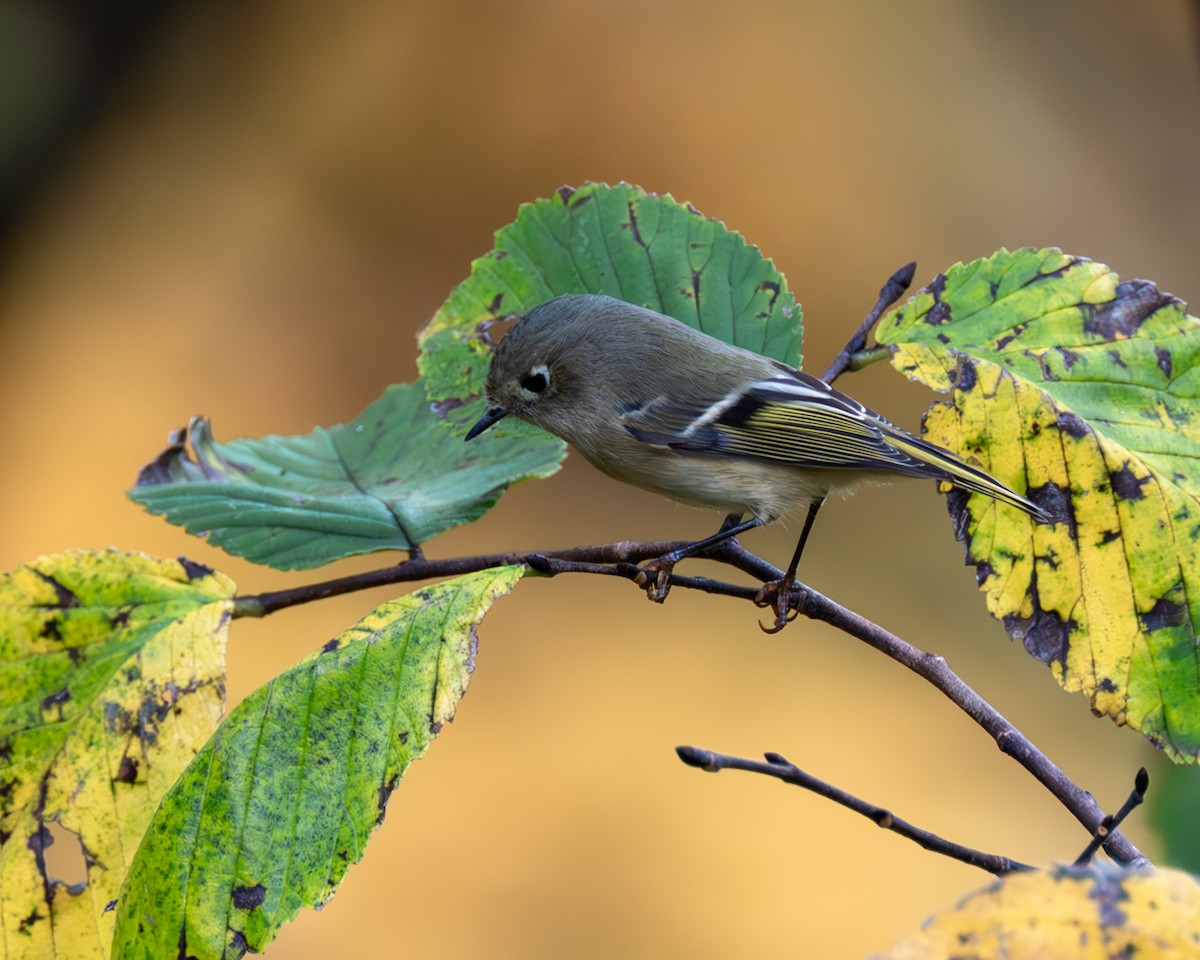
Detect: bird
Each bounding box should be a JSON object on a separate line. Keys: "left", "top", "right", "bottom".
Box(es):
{"left": 465, "top": 294, "right": 1049, "bottom": 630}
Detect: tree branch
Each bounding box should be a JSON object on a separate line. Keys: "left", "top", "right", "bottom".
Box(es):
{"left": 772, "top": 572, "right": 1149, "bottom": 868}
{"left": 233, "top": 540, "right": 694, "bottom": 617}
{"left": 1074, "top": 767, "right": 1149, "bottom": 867}
{"left": 231, "top": 535, "right": 1146, "bottom": 866}
{"left": 820, "top": 261, "right": 916, "bottom": 384}
{"left": 676, "top": 745, "right": 1033, "bottom": 876}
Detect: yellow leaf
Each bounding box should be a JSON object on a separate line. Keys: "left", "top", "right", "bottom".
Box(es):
{"left": 875, "top": 864, "right": 1200, "bottom": 960}
{"left": 0, "top": 550, "right": 233, "bottom": 959}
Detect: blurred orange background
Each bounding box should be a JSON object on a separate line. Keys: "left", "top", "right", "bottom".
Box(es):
{"left": 2, "top": 2, "right": 1197, "bottom": 956}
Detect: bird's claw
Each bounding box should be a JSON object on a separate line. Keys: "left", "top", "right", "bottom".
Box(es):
{"left": 754, "top": 577, "right": 801, "bottom": 634}
{"left": 636, "top": 558, "right": 675, "bottom": 603}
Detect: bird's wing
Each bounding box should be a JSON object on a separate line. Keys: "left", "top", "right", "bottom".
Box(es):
{"left": 623, "top": 369, "right": 1049, "bottom": 520}
{"left": 622, "top": 370, "right": 931, "bottom": 474}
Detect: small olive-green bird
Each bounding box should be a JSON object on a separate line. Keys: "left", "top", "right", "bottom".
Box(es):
{"left": 466, "top": 294, "right": 1049, "bottom": 629}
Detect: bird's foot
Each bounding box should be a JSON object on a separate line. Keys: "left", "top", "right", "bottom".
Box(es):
{"left": 634, "top": 557, "right": 676, "bottom": 604}
{"left": 754, "top": 576, "right": 801, "bottom": 634}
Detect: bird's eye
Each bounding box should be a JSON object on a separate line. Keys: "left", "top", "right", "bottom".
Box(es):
{"left": 520, "top": 365, "right": 550, "bottom": 394}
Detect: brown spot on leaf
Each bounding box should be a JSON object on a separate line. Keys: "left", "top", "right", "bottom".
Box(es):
{"left": 430, "top": 397, "right": 468, "bottom": 418}
{"left": 950, "top": 357, "right": 978, "bottom": 393}
{"left": 1140, "top": 595, "right": 1187, "bottom": 633}
{"left": 1082, "top": 280, "right": 1177, "bottom": 340}
{"left": 231, "top": 884, "right": 267, "bottom": 910}
{"left": 1028, "top": 481, "right": 1073, "bottom": 534}
{"left": 377, "top": 775, "right": 399, "bottom": 824}
{"left": 1058, "top": 347, "right": 1080, "bottom": 369}
{"left": 1004, "top": 587, "right": 1073, "bottom": 666}
{"left": 225, "top": 930, "right": 248, "bottom": 958}
{"left": 33, "top": 571, "right": 80, "bottom": 609}
{"left": 177, "top": 557, "right": 212, "bottom": 582}
{"left": 1088, "top": 868, "right": 1130, "bottom": 929}
{"left": 757, "top": 280, "right": 780, "bottom": 311}
{"left": 114, "top": 756, "right": 139, "bottom": 784}
{"left": 923, "top": 273, "right": 951, "bottom": 325}
{"left": 26, "top": 821, "right": 53, "bottom": 857}
{"left": 1155, "top": 345, "right": 1173, "bottom": 380}
{"left": 625, "top": 200, "right": 647, "bottom": 248}
{"left": 555, "top": 184, "right": 577, "bottom": 204}
{"left": 321, "top": 637, "right": 340, "bottom": 654}
{"left": 1056, "top": 411, "right": 1090, "bottom": 439}
{"left": 105, "top": 702, "right": 133, "bottom": 733}
{"left": 1009, "top": 610, "right": 1070, "bottom": 665}
{"left": 41, "top": 687, "right": 70, "bottom": 712}
{"left": 1109, "top": 463, "right": 1151, "bottom": 501}
{"left": 994, "top": 323, "right": 1027, "bottom": 352}
{"left": 18, "top": 907, "right": 42, "bottom": 931}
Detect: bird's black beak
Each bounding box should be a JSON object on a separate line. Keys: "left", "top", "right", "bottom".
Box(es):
{"left": 464, "top": 404, "right": 509, "bottom": 441}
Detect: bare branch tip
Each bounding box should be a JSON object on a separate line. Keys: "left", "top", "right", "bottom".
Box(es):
{"left": 676, "top": 745, "right": 719, "bottom": 771}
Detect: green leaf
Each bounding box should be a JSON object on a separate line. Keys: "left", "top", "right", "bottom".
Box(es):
{"left": 875, "top": 248, "right": 1200, "bottom": 761}
{"left": 418, "top": 181, "right": 802, "bottom": 434}
{"left": 111, "top": 566, "right": 523, "bottom": 960}
{"left": 1149, "top": 763, "right": 1200, "bottom": 873}
{"left": 0, "top": 550, "right": 233, "bottom": 959}
{"left": 129, "top": 382, "right": 561, "bottom": 570}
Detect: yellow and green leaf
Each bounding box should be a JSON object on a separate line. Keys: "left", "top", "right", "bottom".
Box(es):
{"left": 876, "top": 249, "right": 1200, "bottom": 761}
{"left": 110, "top": 566, "right": 522, "bottom": 960}
{"left": 876, "top": 864, "right": 1200, "bottom": 960}
{"left": 0, "top": 550, "right": 233, "bottom": 959}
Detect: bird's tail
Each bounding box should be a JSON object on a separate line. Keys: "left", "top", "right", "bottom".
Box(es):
{"left": 885, "top": 430, "right": 1052, "bottom": 523}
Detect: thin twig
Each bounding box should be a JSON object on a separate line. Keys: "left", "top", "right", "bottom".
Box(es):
{"left": 820, "top": 261, "right": 916, "bottom": 384}
{"left": 1074, "top": 767, "right": 1150, "bottom": 867}
{"left": 676, "top": 746, "right": 1033, "bottom": 876}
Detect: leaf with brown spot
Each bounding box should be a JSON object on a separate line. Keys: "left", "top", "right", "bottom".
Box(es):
{"left": 874, "top": 864, "right": 1200, "bottom": 959}
{"left": 110, "top": 567, "right": 522, "bottom": 960}
{"left": 417, "top": 181, "right": 802, "bottom": 436}
{"left": 0, "top": 550, "right": 233, "bottom": 959}
{"left": 876, "top": 248, "right": 1200, "bottom": 762}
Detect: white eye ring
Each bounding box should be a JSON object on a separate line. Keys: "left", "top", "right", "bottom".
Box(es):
{"left": 519, "top": 363, "right": 550, "bottom": 396}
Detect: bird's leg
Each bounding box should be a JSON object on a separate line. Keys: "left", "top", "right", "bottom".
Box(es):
{"left": 639, "top": 514, "right": 761, "bottom": 603}
{"left": 755, "top": 498, "right": 824, "bottom": 633}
